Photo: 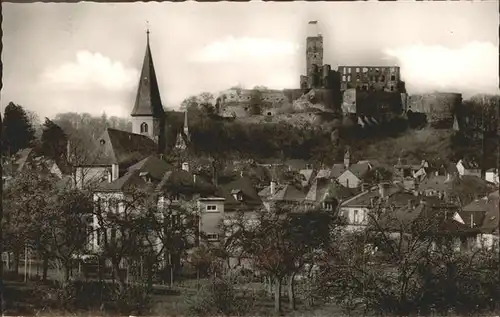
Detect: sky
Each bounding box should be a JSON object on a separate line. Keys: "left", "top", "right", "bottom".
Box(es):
{"left": 2, "top": 1, "right": 498, "bottom": 119}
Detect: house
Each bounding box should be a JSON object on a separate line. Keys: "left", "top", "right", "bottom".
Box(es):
{"left": 304, "top": 178, "right": 356, "bottom": 211}
{"left": 456, "top": 158, "right": 481, "bottom": 178}
{"left": 485, "top": 168, "right": 499, "bottom": 185}
{"left": 394, "top": 158, "right": 429, "bottom": 181}
{"left": 337, "top": 161, "right": 374, "bottom": 188}
{"left": 376, "top": 197, "right": 476, "bottom": 252}
{"left": 339, "top": 182, "right": 416, "bottom": 231}
{"left": 299, "top": 169, "right": 316, "bottom": 187}
{"left": 259, "top": 180, "right": 306, "bottom": 211}
{"left": 460, "top": 191, "right": 499, "bottom": 250}
{"left": 75, "top": 128, "right": 159, "bottom": 189}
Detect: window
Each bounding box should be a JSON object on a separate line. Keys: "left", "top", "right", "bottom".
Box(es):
{"left": 363, "top": 67, "right": 368, "bottom": 73}
{"left": 342, "top": 75, "right": 346, "bottom": 81}
{"left": 343, "top": 68, "right": 347, "bottom": 75}
{"left": 347, "top": 75, "right": 351, "bottom": 81}
{"left": 356, "top": 75, "right": 360, "bottom": 81}
{"left": 323, "top": 202, "right": 333, "bottom": 211}
{"left": 140, "top": 122, "right": 148, "bottom": 133}
{"left": 381, "top": 75, "right": 385, "bottom": 82}
{"left": 347, "top": 68, "right": 351, "bottom": 73}
{"left": 206, "top": 233, "right": 219, "bottom": 241}
{"left": 171, "top": 193, "right": 180, "bottom": 202}
{"left": 356, "top": 67, "right": 360, "bottom": 72}
{"left": 206, "top": 205, "right": 218, "bottom": 212}
{"left": 353, "top": 210, "right": 359, "bottom": 223}
{"left": 391, "top": 75, "right": 396, "bottom": 81}
{"left": 99, "top": 139, "right": 106, "bottom": 145}
{"left": 390, "top": 86, "right": 394, "bottom": 92}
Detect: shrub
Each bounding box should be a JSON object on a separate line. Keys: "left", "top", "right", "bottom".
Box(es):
{"left": 185, "top": 276, "right": 258, "bottom": 316}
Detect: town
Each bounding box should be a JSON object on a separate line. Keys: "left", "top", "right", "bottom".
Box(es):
{"left": 2, "top": 9, "right": 500, "bottom": 317}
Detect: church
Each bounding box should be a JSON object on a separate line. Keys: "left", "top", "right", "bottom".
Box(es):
{"left": 73, "top": 30, "right": 191, "bottom": 188}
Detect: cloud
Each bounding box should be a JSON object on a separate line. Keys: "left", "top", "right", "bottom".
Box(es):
{"left": 41, "top": 50, "right": 139, "bottom": 91}
{"left": 384, "top": 42, "right": 499, "bottom": 95}
{"left": 190, "top": 36, "right": 299, "bottom": 63}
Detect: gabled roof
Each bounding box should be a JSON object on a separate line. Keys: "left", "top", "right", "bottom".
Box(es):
{"left": 376, "top": 202, "right": 467, "bottom": 234}
{"left": 462, "top": 191, "right": 499, "bottom": 233}
{"left": 96, "top": 169, "right": 152, "bottom": 193}
{"left": 331, "top": 163, "right": 346, "bottom": 179}
{"left": 127, "top": 155, "right": 173, "bottom": 181}
{"left": 348, "top": 162, "right": 372, "bottom": 179}
{"left": 218, "top": 176, "right": 263, "bottom": 212}
{"left": 341, "top": 183, "right": 409, "bottom": 208}
{"left": 299, "top": 169, "right": 316, "bottom": 184}
{"left": 259, "top": 183, "right": 306, "bottom": 203}
{"left": 157, "top": 169, "right": 214, "bottom": 195}
{"left": 131, "top": 32, "right": 165, "bottom": 118}
{"left": 94, "top": 128, "right": 158, "bottom": 166}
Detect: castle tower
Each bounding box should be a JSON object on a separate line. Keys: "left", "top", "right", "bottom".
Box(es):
{"left": 131, "top": 28, "right": 166, "bottom": 147}
{"left": 344, "top": 147, "right": 351, "bottom": 169}
{"left": 306, "top": 21, "right": 323, "bottom": 78}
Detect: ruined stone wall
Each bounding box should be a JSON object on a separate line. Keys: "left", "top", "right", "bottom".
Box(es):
{"left": 341, "top": 88, "right": 403, "bottom": 118}
{"left": 407, "top": 92, "right": 462, "bottom": 127}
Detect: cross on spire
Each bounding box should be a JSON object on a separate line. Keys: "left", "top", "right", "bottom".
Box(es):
{"left": 146, "top": 21, "right": 150, "bottom": 42}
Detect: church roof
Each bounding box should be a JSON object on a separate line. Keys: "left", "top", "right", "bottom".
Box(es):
{"left": 131, "top": 31, "right": 165, "bottom": 118}
{"left": 94, "top": 128, "right": 158, "bottom": 167}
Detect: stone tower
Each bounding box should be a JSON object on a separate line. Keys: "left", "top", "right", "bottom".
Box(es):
{"left": 131, "top": 29, "right": 165, "bottom": 148}
{"left": 306, "top": 21, "right": 323, "bottom": 78}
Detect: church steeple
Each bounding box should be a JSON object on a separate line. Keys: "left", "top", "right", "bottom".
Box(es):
{"left": 131, "top": 28, "right": 165, "bottom": 118}
{"left": 131, "top": 27, "right": 166, "bottom": 146}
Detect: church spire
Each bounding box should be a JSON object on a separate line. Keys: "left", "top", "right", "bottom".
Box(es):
{"left": 131, "top": 27, "right": 165, "bottom": 118}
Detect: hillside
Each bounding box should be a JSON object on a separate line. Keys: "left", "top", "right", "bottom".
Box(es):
{"left": 350, "top": 127, "right": 456, "bottom": 165}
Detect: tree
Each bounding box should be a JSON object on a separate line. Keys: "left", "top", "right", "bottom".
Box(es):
{"left": 3, "top": 163, "right": 54, "bottom": 279}
{"left": 312, "top": 201, "right": 498, "bottom": 316}
{"left": 93, "top": 187, "right": 167, "bottom": 290}
{"left": 2, "top": 102, "right": 36, "bottom": 156}
{"left": 40, "top": 118, "right": 68, "bottom": 161}
{"left": 228, "top": 205, "right": 339, "bottom": 314}
{"left": 42, "top": 188, "right": 93, "bottom": 283}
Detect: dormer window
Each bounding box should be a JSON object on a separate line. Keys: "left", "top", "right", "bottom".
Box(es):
{"left": 231, "top": 189, "right": 243, "bottom": 201}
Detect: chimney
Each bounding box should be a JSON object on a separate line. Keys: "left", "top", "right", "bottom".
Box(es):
{"left": 446, "top": 173, "right": 451, "bottom": 182}
{"left": 270, "top": 180, "right": 276, "bottom": 196}
{"left": 107, "top": 169, "right": 112, "bottom": 183}
{"left": 470, "top": 214, "right": 474, "bottom": 228}
{"left": 193, "top": 173, "right": 197, "bottom": 184}
{"left": 182, "top": 162, "right": 189, "bottom": 172}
